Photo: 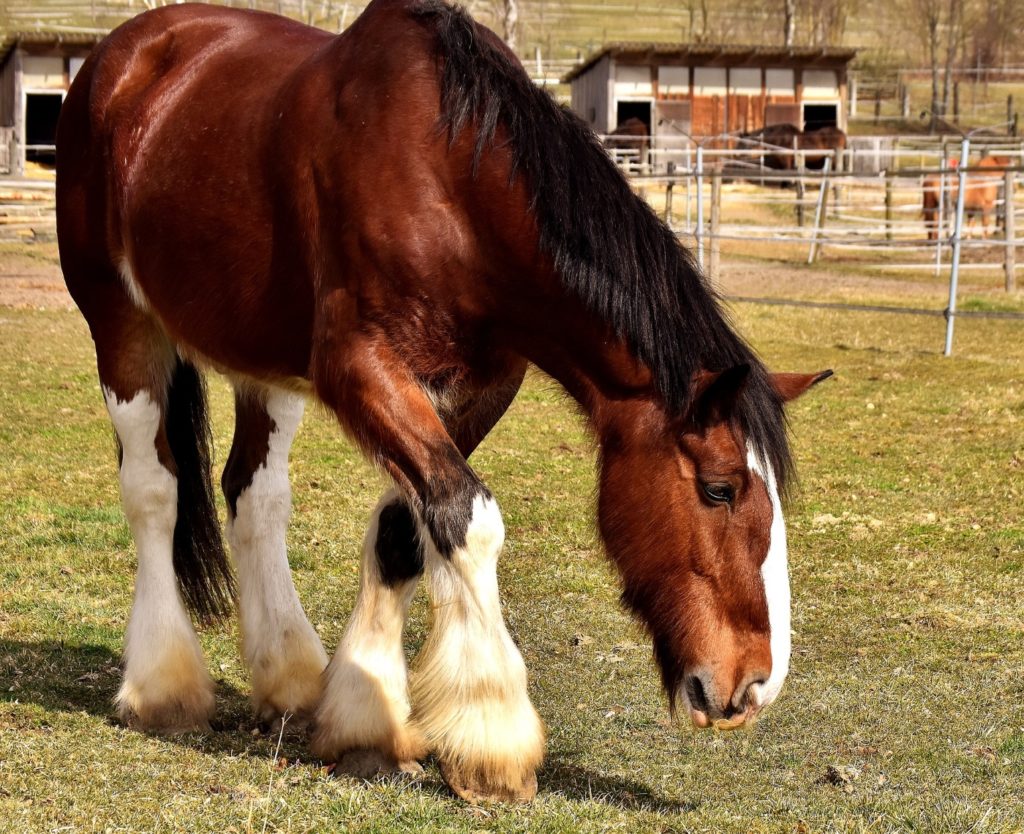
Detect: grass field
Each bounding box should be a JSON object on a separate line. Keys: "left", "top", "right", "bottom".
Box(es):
{"left": 1, "top": 272, "right": 1023, "bottom": 832}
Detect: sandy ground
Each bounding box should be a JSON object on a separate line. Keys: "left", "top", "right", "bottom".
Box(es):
{"left": 0, "top": 245, "right": 73, "bottom": 310}
{"left": 0, "top": 241, "right": 1011, "bottom": 312}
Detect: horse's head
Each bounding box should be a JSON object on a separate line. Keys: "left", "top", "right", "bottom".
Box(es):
{"left": 597, "top": 365, "right": 830, "bottom": 730}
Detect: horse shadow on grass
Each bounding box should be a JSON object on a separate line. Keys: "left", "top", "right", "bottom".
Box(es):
{"left": 0, "top": 638, "right": 309, "bottom": 760}
{"left": 3, "top": 639, "right": 699, "bottom": 808}
{"left": 538, "top": 754, "right": 699, "bottom": 813}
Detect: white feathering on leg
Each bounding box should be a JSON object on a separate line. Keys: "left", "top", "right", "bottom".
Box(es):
{"left": 412, "top": 494, "right": 545, "bottom": 797}
{"left": 312, "top": 490, "right": 425, "bottom": 765}
{"left": 105, "top": 388, "right": 214, "bottom": 732}
{"left": 228, "top": 388, "right": 327, "bottom": 722}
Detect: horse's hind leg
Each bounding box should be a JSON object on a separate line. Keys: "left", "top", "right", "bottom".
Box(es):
{"left": 84, "top": 289, "right": 228, "bottom": 733}
{"left": 223, "top": 385, "right": 328, "bottom": 728}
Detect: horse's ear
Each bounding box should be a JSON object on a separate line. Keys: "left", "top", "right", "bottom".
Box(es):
{"left": 771, "top": 369, "right": 833, "bottom": 403}
{"left": 689, "top": 364, "right": 751, "bottom": 425}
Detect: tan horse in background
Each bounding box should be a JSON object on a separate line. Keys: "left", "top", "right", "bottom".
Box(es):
{"left": 923, "top": 155, "right": 1010, "bottom": 240}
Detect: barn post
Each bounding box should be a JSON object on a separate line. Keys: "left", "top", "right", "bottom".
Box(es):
{"left": 944, "top": 137, "right": 970, "bottom": 357}
{"left": 13, "top": 47, "right": 24, "bottom": 179}
{"left": 1005, "top": 168, "right": 1016, "bottom": 293}
{"left": 709, "top": 168, "right": 722, "bottom": 282}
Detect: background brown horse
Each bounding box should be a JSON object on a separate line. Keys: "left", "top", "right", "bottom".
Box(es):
{"left": 56, "top": 0, "right": 827, "bottom": 803}
{"left": 923, "top": 155, "right": 1010, "bottom": 240}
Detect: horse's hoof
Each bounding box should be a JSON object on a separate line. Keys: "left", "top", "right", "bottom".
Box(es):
{"left": 118, "top": 704, "right": 211, "bottom": 736}
{"left": 333, "top": 748, "right": 424, "bottom": 780}
{"left": 255, "top": 706, "right": 316, "bottom": 736}
{"left": 439, "top": 760, "right": 538, "bottom": 804}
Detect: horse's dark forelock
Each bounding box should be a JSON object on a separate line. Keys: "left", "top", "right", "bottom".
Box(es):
{"left": 410, "top": 0, "right": 794, "bottom": 493}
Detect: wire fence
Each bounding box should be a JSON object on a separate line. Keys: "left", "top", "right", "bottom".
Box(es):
{"left": 602, "top": 133, "right": 1024, "bottom": 355}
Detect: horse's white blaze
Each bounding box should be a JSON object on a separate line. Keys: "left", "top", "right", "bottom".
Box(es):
{"left": 313, "top": 489, "right": 424, "bottom": 761}
{"left": 227, "top": 388, "right": 327, "bottom": 720}
{"left": 413, "top": 494, "right": 544, "bottom": 789}
{"left": 746, "top": 445, "right": 791, "bottom": 710}
{"left": 104, "top": 388, "right": 214, "bottom": 727}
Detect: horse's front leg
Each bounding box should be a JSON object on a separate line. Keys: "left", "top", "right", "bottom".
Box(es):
{"left": 313, "top": 335, "right": 542, "bottom": 800}
{"left": 310, "top": 488, "right": 426, "bottom": 775}
{"left": 414, "top": 487, "right": 544, "bottom": 803}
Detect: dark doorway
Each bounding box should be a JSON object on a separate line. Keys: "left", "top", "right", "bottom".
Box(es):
{"left": 616, "top": 100, "right": 652, "bottom": 134}
{"left": 802, "top": 103, "right": 838, "bottom": 132}
{"left": 25, "top": 93, "right": 63, "bottom": 163}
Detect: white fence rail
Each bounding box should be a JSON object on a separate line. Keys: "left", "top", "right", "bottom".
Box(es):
{"left": 615, "top": 135, "right": 1022, "bottom": 355}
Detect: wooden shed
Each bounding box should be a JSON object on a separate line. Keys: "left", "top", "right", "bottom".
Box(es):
{"left": 563, "top": 43, "right": 856, "bottom": 153}
{"left": 1, "top": 32, "right": 103, "bottom": 177}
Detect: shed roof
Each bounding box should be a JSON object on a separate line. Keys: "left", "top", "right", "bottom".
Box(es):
{"left": 1, "top": 31, "right": 105, "bottom": 64}
{"left": 562, "top": 42, "right": 858, "bottom": 83}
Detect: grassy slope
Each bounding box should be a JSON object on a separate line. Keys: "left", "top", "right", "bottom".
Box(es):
{"left": 0, "top": 300, "right": 1022, "bottom": 833}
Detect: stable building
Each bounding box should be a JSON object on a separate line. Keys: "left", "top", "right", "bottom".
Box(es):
{"left": 563, "top": 43, "right": 856, "bottom": 149}
{"left": 1, "top": 33, "right": 103, "bottom": 177}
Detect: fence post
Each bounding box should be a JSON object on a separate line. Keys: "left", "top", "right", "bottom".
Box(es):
{"left": 709, "top": 169, "right": 722, "bottom": 282}
{"left": 935, "top": 143, "right": 948, "bottom": 277}
{"left": 944, "top": 137, "right": 970, "bottom": 357}
{"left": 696, "top": 145, "right": 705, "bottom": 268}
{"left": 1006, "top": 168, "right": 1017, "bottom": 293}
{"left": 1008, "top": 95, "right": 1016, "bottom": 137}
{"left": 664, "top": 161, "right": 675, "bottom": 228}
{"left": 794, "top": 137, "right": 805, "bottom": 227}
{"left": 884, "top": 172, "right": 894, "bottom": 241}
{"left": 807, "top": 156, "right": 832, "bottom": 264}
{"left": 953, "top": 81, "right": 960, "bottom": 124}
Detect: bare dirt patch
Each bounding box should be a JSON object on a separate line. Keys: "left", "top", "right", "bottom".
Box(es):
{"left": 0, "top": 243, "right": 71, "bottom": 310}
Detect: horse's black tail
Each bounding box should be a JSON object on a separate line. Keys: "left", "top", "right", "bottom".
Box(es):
{"left": 165, "top": 359, "right": 235, "bottom": 623}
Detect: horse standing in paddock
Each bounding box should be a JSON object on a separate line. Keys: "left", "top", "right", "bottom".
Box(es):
{"left": 56, "top": 0, "right": 830, "bottom": 802}
{"left": 922, "top": 156, "right": 1010, "bottom": 240}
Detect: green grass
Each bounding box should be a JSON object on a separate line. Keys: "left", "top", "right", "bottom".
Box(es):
{"left": 1, "top": 297, "right": 1023, "bottom": 833}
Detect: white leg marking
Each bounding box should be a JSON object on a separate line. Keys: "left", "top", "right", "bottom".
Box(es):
{"left": 413, "top": 494, "right": 544, "bottom": 797}
{"left": 312, "top": 490, "right": 425, "bottom": 766}
{"left": 746, "top": 445, "right": 791, "bottom": 711}
{"left": 104, "top": 388, "right": 214, "bottom": 731}
{"left": 227, "top": 388, "right": 327, "bottom": 722}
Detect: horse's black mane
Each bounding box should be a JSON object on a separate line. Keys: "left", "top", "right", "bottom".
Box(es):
{"left": 410, "top": 0, "right": 793, "bottom": 492}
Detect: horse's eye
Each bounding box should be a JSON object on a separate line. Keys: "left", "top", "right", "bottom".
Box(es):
{"left": 702, "top": 482, "right": 735, "bottom": 505}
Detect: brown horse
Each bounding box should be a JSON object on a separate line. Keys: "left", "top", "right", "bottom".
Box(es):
{"left": 56, "top": 0, "right": 830, "bottom": 802}
{"left": 605, "top": 117, "right": 651, "bottom": 172}
{"left": 739, "top": 124, "right": 845, "bottom": 172}
{"left": 923, "top": 156, "right": 1009, "bottom": 240}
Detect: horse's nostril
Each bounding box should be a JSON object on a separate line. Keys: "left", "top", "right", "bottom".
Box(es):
{"left": 733, "top": 673, "right": 770, "bottom": 712}
{"left": 685, "top": 675, "right": 710, "bottom": 715}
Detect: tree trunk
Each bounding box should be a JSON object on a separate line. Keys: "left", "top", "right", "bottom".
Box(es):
{"left": 784, "top": 0, "right": 796, "bottom": 46}
{"left": 940, "top": 0, "right": 962, "bottom": 122}
{"left": 502, "top": 0, "right": 518, "bottom": 51}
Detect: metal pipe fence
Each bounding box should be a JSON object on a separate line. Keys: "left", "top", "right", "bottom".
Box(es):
{"left": 611, "top": 134, "right": 1024, "bottom": 355}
